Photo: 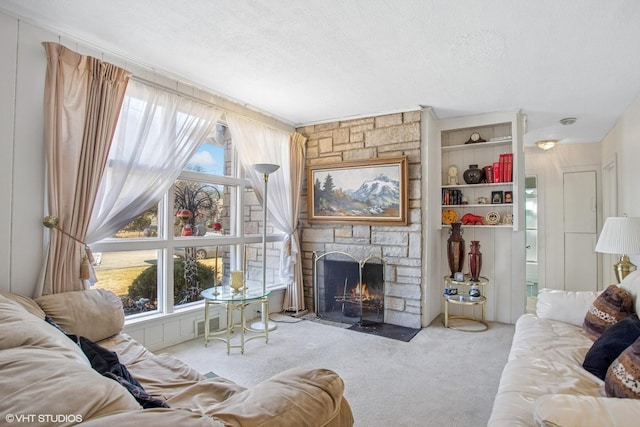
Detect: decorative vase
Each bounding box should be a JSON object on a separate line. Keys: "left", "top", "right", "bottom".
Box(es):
{"left": 447, "top": 223, "right": 465, "bottom": 278}
{"left": 463, "top": 164, "right": 483, "bottom": 184}
{"left": 469, "top": 240, "right": 482, "bottom": 282}
{"left": 181, "top": 224, "right": 193, "bottom": 236}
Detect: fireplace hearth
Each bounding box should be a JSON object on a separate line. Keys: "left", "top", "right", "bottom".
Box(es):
{"left": 313, "top": 252, "right": 385, "bottom": 326}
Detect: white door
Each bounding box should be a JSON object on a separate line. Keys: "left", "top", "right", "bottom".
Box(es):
{"left": 564, "top": 171, "right": 597, "bottom": 291}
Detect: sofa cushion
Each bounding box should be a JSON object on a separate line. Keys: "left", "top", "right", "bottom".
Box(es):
{"left": 0, "top": 290, "right": 46, "bottom": 318}
{"left": 583, "top": 314, "right": 640, "bottom": 379}
{"left": 508, "top": 314, "right": 593, "bottom": 364}
{"left": 583, "top": 284, "right": 634, "bottom": 340}
{"left": 534, "top": 394, "right": 640, "bottom": 427}
{"left": 536, "top": 288, "right": 599, "bottom": 327}
{"left": 0, "top": 294, "right": 88, "bottom": 363}
{"left": 98, "top": 333, "right": 212, "bottom": 400}
{"left": 36, "top": 289, "right": 124, "bottom": 342}
{"left": 620, "top": 269, "right": 640, "bottom": 315}
{"left": 199, "top": 367, "right": 349, "bottom": 427}
{"left": 605, "top": 336, "right": 640, "bottom": 398}
{"left": 0, "top": 347, "right": 141, "bottom": 424}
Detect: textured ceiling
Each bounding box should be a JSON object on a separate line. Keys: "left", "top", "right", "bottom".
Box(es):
{"left": 2, "top": 0, "right": 640, "bottom": 146}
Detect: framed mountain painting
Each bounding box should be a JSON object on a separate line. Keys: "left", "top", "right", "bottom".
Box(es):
{"left": 307, "top": 156, "right": 408, "bottom": 225}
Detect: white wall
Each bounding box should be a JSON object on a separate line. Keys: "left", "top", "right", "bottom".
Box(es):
{"left": 601, "top": 93, "right": 640, "bottom": 218}
{"left": 524, "top": 143, "right": 602, "bottom": 290}
{"left": 601, "top": 92, "right": 640, "bottom": 273}
{"left": 0, "top": 15, "right": 48, "bottom": 296}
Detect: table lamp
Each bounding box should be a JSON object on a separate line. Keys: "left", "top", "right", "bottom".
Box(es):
{"left": 594, "top": 216, "right": 640, "bottom": 283}
{"left": 251, "top": 163, "right": 279, "bottom": 331}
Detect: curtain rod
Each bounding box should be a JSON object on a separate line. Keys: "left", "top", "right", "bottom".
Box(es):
{"left": 130, "top": 75, "right": 294, "bottom": 132}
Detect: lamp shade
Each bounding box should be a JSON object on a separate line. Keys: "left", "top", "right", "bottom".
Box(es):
{"left": 253, "top": 163, "right": 280, "bottom": 175}
{"left": 595, "top": 217, "right": 640, "bottom": 255}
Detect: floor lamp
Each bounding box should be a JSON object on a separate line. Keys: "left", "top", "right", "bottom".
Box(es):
{"left": 251, "top": 163, "right": 280, "bottom": 331}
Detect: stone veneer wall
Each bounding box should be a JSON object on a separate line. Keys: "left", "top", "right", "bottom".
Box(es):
{"left": 296, "top": 111, "right": 423, "bottom": 329}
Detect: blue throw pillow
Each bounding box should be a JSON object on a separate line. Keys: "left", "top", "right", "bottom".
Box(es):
{"left": 583, "top": 314, "right": 640, "bottom": 380}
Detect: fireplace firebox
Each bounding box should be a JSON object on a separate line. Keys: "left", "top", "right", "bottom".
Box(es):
{"left": 313, "top": 252, "right": 385, "bottom": 326}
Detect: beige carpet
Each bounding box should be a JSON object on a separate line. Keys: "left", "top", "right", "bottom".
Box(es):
{"left": 162, "top": 315, "right": 515, "bottom": 427}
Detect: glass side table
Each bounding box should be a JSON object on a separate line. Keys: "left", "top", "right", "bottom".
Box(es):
{"left": 443, "top": 274, "right": 490, "bottom": 332}
{"left": 201, "top": 286, "right": 270, "bottom": 354}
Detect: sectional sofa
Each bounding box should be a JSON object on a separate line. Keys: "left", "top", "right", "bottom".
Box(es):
{"left": 488, "top": 271, "right": 640, "bottom": 426}
{"left": 0, "top": 288, "right": 354, "bottom": 426}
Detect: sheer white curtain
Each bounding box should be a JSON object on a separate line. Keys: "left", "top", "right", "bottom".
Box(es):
{"left": 226, "top": 114, "right": 304, "bottom": 309}
{"left": 86, "top": 80, "right": 223, "bottom": 243}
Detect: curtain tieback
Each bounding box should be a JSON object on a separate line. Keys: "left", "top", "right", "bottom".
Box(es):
{"left": 284, "top": 230, "right": 299, "bottom": 257}
{"left": 43, "top": 216, "right": 93, "bottom": 280}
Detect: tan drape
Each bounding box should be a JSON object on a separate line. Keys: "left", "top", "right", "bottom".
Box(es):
{"left": 282, "top": 132, "right": 307, "bottom": 312}
{"left": 38, "top": 42, "right": 130, "bottom": 296}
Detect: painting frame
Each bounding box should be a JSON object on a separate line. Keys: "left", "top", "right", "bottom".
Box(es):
{"left": 307, "top": 156, "right": 408, "bottom": 225}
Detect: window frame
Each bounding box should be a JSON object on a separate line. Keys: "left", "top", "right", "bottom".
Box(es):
{"left": 91, "top": 133, "right": 282, "bottom": 319}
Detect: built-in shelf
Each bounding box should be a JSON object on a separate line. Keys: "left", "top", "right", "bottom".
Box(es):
{"left": 442, "top": 203, "right": 513, "bottom": 208}
{"left": 441, "top": 224, "right": 513, "bottom": 229}
{"left": 442, "top": 182, "right": 512, "bottom": 189}
{"left": 427, "top": 111, "right": 525, "bottom": 325}
{"left": 441, "top": 139, "right": 512, "bottom": 152}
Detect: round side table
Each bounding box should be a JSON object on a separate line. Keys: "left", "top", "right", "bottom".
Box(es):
{"left": 443, "top": 274, "right": 490, "bottom": 332}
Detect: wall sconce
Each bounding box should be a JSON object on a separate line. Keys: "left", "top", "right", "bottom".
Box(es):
{"left": 535, "top": 140, "right": 558, "bottom": 151}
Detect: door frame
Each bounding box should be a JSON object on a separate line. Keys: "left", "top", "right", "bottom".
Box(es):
{"left": 601, "top": 157, "right": 618, "bottom": 288}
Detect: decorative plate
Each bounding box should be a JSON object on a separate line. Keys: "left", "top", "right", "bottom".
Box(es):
{"left": 442, "top": 209, "right": 458, "bottom": 225}
{"left": 485, "top": 211, "right": 500, "bottom": 225}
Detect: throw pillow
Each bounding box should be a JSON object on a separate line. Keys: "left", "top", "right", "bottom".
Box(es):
{"left": 583, "top": 314, "right": 640, "bottom": 380}
{"left": 36, "top": 289, "right": 125, "bottom": 342}
{"left": 536, "top": 288, "right": 601, "bottom": 327}
{"left": 583, "top": 284, "right": 634, "bottom": 341}
{"left": 605, "top": 336, "right": 640, "bottom": 398}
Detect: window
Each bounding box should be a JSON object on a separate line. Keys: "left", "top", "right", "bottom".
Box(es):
{"left": 92, "top": 129, "right": 283, "bottom": 318}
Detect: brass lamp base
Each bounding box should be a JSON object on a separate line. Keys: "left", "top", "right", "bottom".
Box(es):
{"left": 614, "top": 255, "right": 637, "bottom": 283}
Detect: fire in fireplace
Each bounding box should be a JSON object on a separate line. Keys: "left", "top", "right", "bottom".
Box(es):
{"left": 313, "top": 252, "right": 385, "bottom": 326}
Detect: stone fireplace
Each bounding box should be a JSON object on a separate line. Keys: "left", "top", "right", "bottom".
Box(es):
{"left": 298, "top": 111, "right": 423, "bottom": 329}
{"left": 314, "top": 252, "right": 385, "bottom": 326}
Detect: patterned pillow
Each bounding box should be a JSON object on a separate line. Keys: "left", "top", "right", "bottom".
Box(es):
{"left": 605, "top": 336, "right": 640, "bottom": 398}
{"left": 583, "top": 284, "right": 634, "bottom": 341}
{"left": 583, "top": 315, "right": 640, "bottom": 380}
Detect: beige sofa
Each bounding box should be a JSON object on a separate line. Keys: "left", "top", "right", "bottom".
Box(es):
{"left": 0, "top": 289, "right": 353, "bottom": 426}
{"left": 488, "top": 273, "right": 640, "bottom": 427}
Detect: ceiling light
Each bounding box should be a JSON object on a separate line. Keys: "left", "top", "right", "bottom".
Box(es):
{"left": 536, "top": 140, "right": 558, "bottom": 151}
{"left": 560, "top": 117, "right": 576, "bottom": 125}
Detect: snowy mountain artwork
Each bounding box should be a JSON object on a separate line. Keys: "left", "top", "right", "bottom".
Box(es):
{"left": 308, "top": 157, "right": 407, "bottom": 225}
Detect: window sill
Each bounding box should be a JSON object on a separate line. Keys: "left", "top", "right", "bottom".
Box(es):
{"left": 124, "top": 302, "right": 203, "bottom": 327}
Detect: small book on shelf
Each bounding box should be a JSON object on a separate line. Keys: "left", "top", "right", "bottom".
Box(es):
{"left": 505, "top": 153, "right": 513, "bottom": 182}
{"left": 493, "top": 161, "right": 501, "bottom": 183}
